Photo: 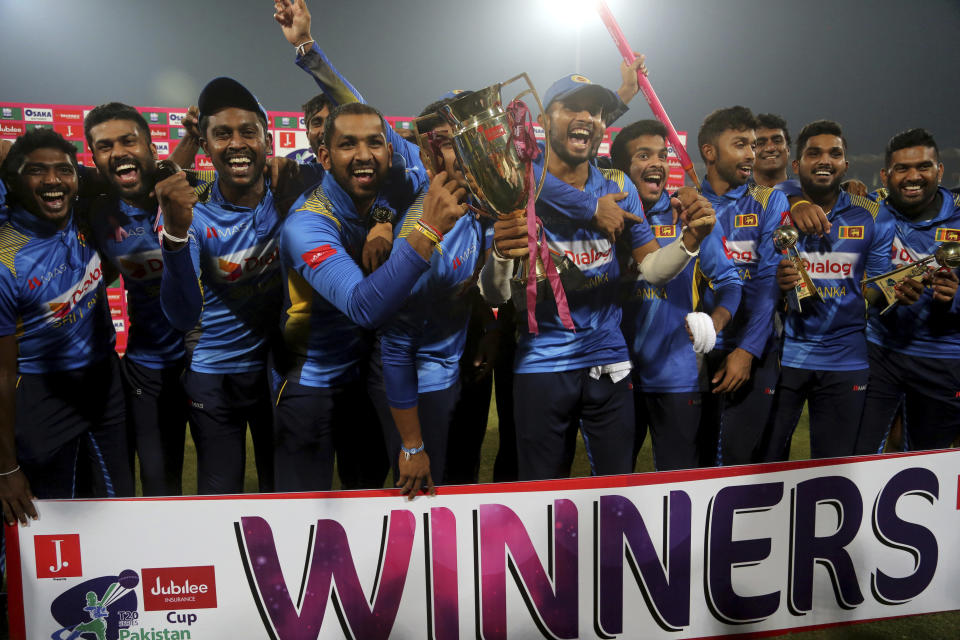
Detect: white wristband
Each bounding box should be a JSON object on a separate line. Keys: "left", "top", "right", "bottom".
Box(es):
{"left": 160, "top": 227, "right": 189, "bottom": 245}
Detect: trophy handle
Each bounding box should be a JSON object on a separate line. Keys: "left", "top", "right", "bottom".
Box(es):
{"left": 500, "top": 72, "right": 551, "bottom": 202}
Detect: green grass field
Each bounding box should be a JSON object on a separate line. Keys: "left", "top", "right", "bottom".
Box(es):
{"left": 4, "top": 400, "right": 957, "bottom": 638}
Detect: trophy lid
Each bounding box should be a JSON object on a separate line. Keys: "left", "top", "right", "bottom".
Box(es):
{"left": 445, "top": 83, "right": 503, "bottom": 123}
{"left": 935, "top": 241, "right": 960, "bottom": 268}
{"left": 773, "top": 225, "right": 800, "bottom": 250}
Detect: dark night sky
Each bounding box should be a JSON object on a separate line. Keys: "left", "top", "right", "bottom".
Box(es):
{"left": 3, "top": 0, "right": 959, "bottom": 180}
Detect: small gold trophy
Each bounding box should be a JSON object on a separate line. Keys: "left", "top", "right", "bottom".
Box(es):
{"left": 774, "top": 225, "right": 822, "bottom": 312}
{"left": 861, "top": 241, "right": 960, "bottom": 314}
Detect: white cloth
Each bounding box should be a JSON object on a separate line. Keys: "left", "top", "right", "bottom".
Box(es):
{"left": 478, "top": 250, "right": 514, "bottom": 305}
{"left": 685, "top": 312, "right": 716, "bottom": 354}
{"left": 587, "top": 361, "right": 633, "bottom": 383}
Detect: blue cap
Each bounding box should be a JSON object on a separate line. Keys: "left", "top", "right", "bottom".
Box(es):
{"left": 198, "top": 77, "right": 269, "bottom": 123}
{"left": 543, "top": 74, "right": 620, "bottom": 113}
{"left": 438, "top": 89, "right": 469, "bottom": 101}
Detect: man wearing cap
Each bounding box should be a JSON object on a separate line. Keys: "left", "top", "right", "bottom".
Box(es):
{"left": 157, "top": 77, "right": 324, "bottom": 494}
{"left": 479, "top": 73, "right": 716, "bottom": 480}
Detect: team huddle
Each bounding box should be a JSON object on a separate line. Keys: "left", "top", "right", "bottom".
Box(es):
{"left": 1, "top": 0, "right": 958, "bottom": 526}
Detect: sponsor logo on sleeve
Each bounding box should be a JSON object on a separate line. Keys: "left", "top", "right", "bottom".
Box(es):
{"left": 653, "top": 225, "right": 676, "bottom": 238}
{"left": 935, "top": 227, "right": 960, "bottom": 242}
{"left": 35, "top": 534, "right": 83, "bottom": 578}
{"left": 141, "top": 565, "right": 217, "bottom": 610}
{"left": 734, "top": 213, "right": 758, "bottom": 227}
{"left": 24, "top": 106, "right": 54, "bottom": 122}
{"left": 837, "top": 225, "right": 864, "bottom": 239}
{"left": 302, "top": 244, "right": 337, "bottom": 269}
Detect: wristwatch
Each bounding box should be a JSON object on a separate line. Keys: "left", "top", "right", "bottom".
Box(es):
{"left": 369, "top": 205, "right": 394, "bottom": 227}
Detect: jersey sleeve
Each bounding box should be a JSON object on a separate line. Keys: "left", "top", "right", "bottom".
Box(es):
{"left": 699, "top": 226, "right": 742, "bottom": 317}
{"left": 280, "top": 207, "right": 430, "bottom": 330}
{"left": 865, "top": 212, "right": 895, "bottom": 280}
{"left": 0, "top": 268, "right": 18, "bottom": 336}
{"left": 534, "top": 162, "right": 598, "bottom": 225}
{"left": 160, "top": 226, "right": 203, "bottom": 332}
{"left": 380, "top": 292, "right": 427, "bottom": 409}
{"left": 736, "top": 190, "right": 788, "bottom": 358}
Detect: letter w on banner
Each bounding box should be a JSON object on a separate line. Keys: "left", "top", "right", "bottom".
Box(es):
{"left": 5, "top": 451, "right": 960, "bottom": 639}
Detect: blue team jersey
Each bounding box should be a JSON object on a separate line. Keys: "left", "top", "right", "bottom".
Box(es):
{"left": 701, "top": 180, "right": 786, "bottom": 358}
{"left": 381, "top": 194, "right": 485, "bottom": 407}
{"left": 279, "top": 172, "right": 430, "bottom": 387}
{"left": 0, "top": 206, "right": 115, "bottom": 373}
{"left": 866, "top": 187, "right": 960, "bottom": 358}
{"left": 622, "top": 192, "right": 742, "bottom": 392}
{"left": 780, "top": 190, "right": 894, "bottom": 370}
{"left": 514, "top": 164, "right": 654, "bottom": 374}
{"left": 88, "top": 195, "right": 186, "bottom": 368}
{"left": 161, "top": 169, "right": 322, "bottom": 374}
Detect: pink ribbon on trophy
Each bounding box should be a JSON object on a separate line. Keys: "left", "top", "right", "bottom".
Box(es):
{"left": 507, "top": 100, "right": 575, "bottom": 335}
{"left": 595, "top": 0, "right": 701, "bottom": 190}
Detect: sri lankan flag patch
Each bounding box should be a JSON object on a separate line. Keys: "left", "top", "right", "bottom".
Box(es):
{"left": 935, "top": 227, "right": 960, "bottom": 242}
{"left": 735, "top": 214, "right": 758, "bottom": 227}
{"left": 653, "top": 225, "right": 676, "bottom": 238}
{"left": 838, "top": 226, "right": 864, "bottom": 239}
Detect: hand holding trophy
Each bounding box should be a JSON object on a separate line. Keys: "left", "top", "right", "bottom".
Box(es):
{"left": 861, "top": 241, "right": 960, "bottom": 314}
{"left": 414, "top": 74, "right": 575, "bottom": 333}
{"left": 773, "top": 225, "right": 822, "bottom": 312}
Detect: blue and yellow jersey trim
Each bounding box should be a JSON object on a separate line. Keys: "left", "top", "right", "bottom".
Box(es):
{"left": 296, "top": 186, "right": 342, "bottom": 230}
{"left": 849, "top": 193, "right": 880, "bottom": 219}
{"left": 0, "top": 222, "right": 31, "bottom": 277}
{"left": 599, "top": 168, "right": 628, "bottom": 191}
{"left": 746, "top": 183, "right": 773, "bottom": 210}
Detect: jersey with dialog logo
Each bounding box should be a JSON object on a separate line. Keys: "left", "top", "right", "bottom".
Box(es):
{"left": 89, "top": 191, "right": 216, "bottom": 368}
{"left": 514, "top": 164, "right": 654, "bottom": 373}
{"left": 866, "top": 187, "right": 960, "bottom": 358}
{"left": 701, "top": 179, "right": 787, "bottom": 358}
{"left": 781, "top": 190, "right": 894, "bottom": 370}
{"left": 161, "top": 171, "right": 322, "bottom": 374}
{"left": 0, "top": 206, "right": 115, "bottom": 373}
{"left": 622, "top": 191, "right": 742, "bottom": 392}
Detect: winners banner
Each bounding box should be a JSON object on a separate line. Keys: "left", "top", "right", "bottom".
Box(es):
{"left": 8, "top": 450, "right": 958, "bottom": 639}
